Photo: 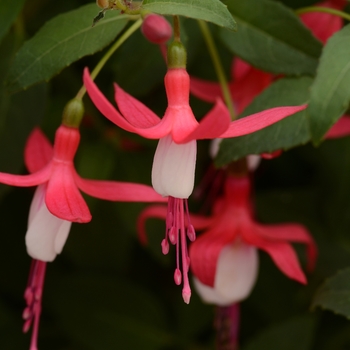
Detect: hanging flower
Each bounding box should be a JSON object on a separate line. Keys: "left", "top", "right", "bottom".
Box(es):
{"left": 0, "top": 125, "right": 165, "bottom": 261}
{"left": 83, "top": 43, "right": 305, "bottom": 200}
{"left": 189, "top": 175, "right": 317, "bottom": 305}
{"left": 8, "top": 124, "right": 166, "bottom": 349}
{"left": 138, "top": 175, "right": 317, "bottom": 305}
{"left": 84, "top": 40, "right": 306, "bottom": 303}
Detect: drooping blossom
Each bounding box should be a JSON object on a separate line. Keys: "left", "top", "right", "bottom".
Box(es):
{"left": 138, "top": 175, "right": 317, "bottom": 305}
{"left": 189, "top": 175, "right": 317, "bottom": 306}
{"left": 0, "top": 125, "right": 165, "bottom": 349}
{"left": 300, "top": 0, "right": 346, "bottom": 44}
{"left": 1, "top": 125, "right": 165, "bottom": 260}
{"left": 84, "top": 40, "right": 306, "bottom": 302}
{"left": 190, "top": 57, "right": 273, "bottom": 115}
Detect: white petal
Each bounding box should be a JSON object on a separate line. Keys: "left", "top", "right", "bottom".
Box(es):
{"left": 151, "top": 135, "right": 196, "bottom": 198}
{"left": 26, "top": 191, "right": 71, "bottom": 262}
{"left": 28, "top": 185, "right": 46, "bottom": 226}
{"left": 194, "top": 277, "right": 234, "bottom": 306}
{"left": 54, "top": 220, "right": 72, "bottom": 255}
{"left": 194, "top": 242, "right": 259, "bottom": 306}
{"left": 215, "top": 242, "right": 259, "bottom": 304}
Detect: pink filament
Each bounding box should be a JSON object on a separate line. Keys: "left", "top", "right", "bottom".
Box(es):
{"left": 163, "top": 196, "right": 195, "bottom": 303}
{"left": 23, "top": 259, "right": 47, "bottom": 350}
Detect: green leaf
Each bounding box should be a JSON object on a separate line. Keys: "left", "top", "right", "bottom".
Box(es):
{"left": 0, "top": 28, "right": 47, "bottom": 198}
{"left": 6, "top": 4, "right": 129, "bottom": 92}
{"left": 242, "top": 315, "right": 316, "bottom": 350}
{"left": 219, "top": 0, "right": 322, "bottom": 75}
{"left": 307, "top": 24, "right": 350, "bottom": 144}
{"left": 142, "top": 0, "right": 236, "bottom": 31}
{"left": 0, "top": 0, "right": 26, "bottom": 44}
{"left": 312, "top": 267, "right": 350, "bottom": 319}
{"left": 216, "top": 76, "right": 313, "bottom": 166}
{"left": 0, "top": 84, "right": 47, "bottom": 198}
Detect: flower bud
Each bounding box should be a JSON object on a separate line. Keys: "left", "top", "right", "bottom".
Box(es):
{"left": 96, "top": 0, "right": 110, "bottom": 9}
{"left": 141, "top": 14, "right": 172, "bottom": 44}
{"left": 62, "top": 98, "right": 84, "bottom": 128}
{"left": 167, "top": 40, "right": 187, "bottom": 69}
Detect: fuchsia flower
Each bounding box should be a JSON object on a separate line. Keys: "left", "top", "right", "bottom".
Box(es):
{"left": 0, "top": 125, "right": 165, "bottom": 261}
{"left": 84, "top": 64, "right": 305, "bottom": 303}
{"left": 189, "top": 176, "right": 317, "bottom": 305}
{"left": 83, "top": 67, "right": 306, "bottom": 198}
{"left": 0, "top": 125, "right": 165, "bottom": 349}
{"left": 300, "top": 0, "right": 346, "bottom": 44}
{"left": 190, "top": 57, "right": 273, "bottom": 115}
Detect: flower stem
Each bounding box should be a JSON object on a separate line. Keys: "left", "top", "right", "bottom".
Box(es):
{"left": 215, "top": 304, "right": 240, "bottom": 350}
{"left": 295, "top": 6, "right": 350, "bottom": 22}
{"left": 76, "top": 18, "right": 142, "bottom": 100}
{"left": 173, "top": 16, "right": 181, "bottom": 41}
{"left": 197, "top": 20, "right": 236, "bottom": 120}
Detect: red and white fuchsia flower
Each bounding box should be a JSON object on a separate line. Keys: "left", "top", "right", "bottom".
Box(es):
{"left": 190, "top": 175, "right": 317, "bottom": 305}
{"left": 0, "top": 125, "right": 165, "bottom": 261}
{"left": 84, "top": 40, "right": 306, "bottom": 303}
{"left": 0, "top": 122, "right": 165, "bottom": 349}
{"left": 138, "top": 175, "right": 317, "bottom": 305}
{"left": 84, "top": 44, "right": 305, "bottom": 200}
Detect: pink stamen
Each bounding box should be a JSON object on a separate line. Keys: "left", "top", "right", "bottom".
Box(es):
{"left": 163, "top": 196, "right": 195, "bottom": 303}
{"left": 161, "top": 239, "right": 169, "bottom": 254}
{"left": 23, "top": 259, "right": 47, "bottom": 350}
{"left": 174, "top": 269, "right": 182, "bottom": 285}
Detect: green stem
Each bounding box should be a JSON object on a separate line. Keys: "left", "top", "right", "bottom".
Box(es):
{"left": 197, "top": 20, "right": 236, "bottom": 120}
{"left": 76, "top": 18, "right": 142, "bottom": 100}
{"left": 296, "top": 6, "right": 350, "bottom": 22}
{"left": 173, "top": 16, "right": 181, "bottom": 41}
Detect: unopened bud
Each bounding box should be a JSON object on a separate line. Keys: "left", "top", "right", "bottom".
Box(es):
{"left": 62, "top": 98, "right": 84, "bottom": 128}
{"left": 96, "top": 0, "right": 110, "bottom": 8}
{"left": 141, "top": 14, "right": 172, "bottom": 44}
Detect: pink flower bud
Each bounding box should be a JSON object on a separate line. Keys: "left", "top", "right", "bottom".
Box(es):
{"left": 141, "top": 14, "right": 172, "bottom": 44}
